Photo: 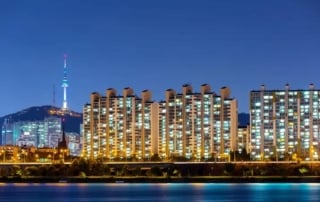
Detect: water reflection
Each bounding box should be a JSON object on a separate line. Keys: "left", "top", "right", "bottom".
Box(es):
{"left": 0, "top": 183, "right": 318, "bottom": 202}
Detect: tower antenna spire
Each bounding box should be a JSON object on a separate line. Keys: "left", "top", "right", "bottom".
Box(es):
{"left": 61, "top": 54, "right": 69, "bottom": 110}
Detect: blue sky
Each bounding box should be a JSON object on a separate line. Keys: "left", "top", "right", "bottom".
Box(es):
{"left": 1, "top": 0, "right": 320, "bottom": 116}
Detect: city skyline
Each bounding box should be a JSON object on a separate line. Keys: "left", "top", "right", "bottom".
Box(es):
{"left": 1, "top": 0, "right": 320, "bottom": 116}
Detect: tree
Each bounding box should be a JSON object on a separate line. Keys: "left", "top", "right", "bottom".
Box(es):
{"left": 239, "top": 148, "right": 250, "bottom": 161}
{"left": 224, "top": 163, "right": 235, "bottom": 175}
{"left": 91, "top": 159, "right": 106, "bottom": 176}
{"left": 78, "top": 158, "right": 90, "bottom": 176}
{"left": 133, "top": 166, "right": 142, "bottom": 176}
{"left": 46, "top": 165, "right": 58, "bottom": 177}
{"left": 299, "top": 167, "right": 308, "bottom": 176}
{"left": 150, "top": 166, "right": 162, "bottom": 176}
{"left": 150, "top": 154, "right": 162, "bottom": 162}
{"left": 39, "top": 165, "right": 49, "bottom": 176}
{"left": 69, "top": 158, "right": 80, "bottom": 176}
{"left": 11, "top": 165, "right": 22, "bottom": 177}
{"left": 25, "top": 166, "right": 40, "bottom": 176}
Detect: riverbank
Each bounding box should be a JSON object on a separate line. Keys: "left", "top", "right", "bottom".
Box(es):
{"left": 1, "top": 161, "right": 320, "bottom": 183}
{"left": 1, "top": 176, "right": 320, "bottom": 183}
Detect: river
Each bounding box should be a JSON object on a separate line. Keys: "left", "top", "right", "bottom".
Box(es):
{"left": 0, "top": 183, "right": 319, "bottom": 201}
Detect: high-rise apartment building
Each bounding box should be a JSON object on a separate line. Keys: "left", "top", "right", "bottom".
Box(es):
{"left": 157, "top": 84, "right": 238, "bottom": 160}
{"left": 83, "top": 84, "right": 238, "bottom": 161}
{"left": 237, "top": 125, "right": 250, "bottom": 153}
{"left": 83, "top": 88, "right": 156, "bottom": 160}
{"left": 250, "top": 84, "right": 320, "bottom": 161}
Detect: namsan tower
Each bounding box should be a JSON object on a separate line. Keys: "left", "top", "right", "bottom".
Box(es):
{"left": 49, "top": 54, "right": 81, "bottom": 117}
{"left": 61, "top": 54, "right": 69, "bottom": 110}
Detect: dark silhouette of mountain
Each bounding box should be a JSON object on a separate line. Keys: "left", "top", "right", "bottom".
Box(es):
{"left": 238, "top": 113, "right": 249, "bottom": 127}
{"left": 0, "top": 105, "right": 82, "bottom": 134}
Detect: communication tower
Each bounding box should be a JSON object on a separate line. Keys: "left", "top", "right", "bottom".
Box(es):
{"left": 61, "top": 54, "right": 69, "bottom": 110}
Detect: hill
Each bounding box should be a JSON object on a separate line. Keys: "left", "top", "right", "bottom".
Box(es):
{"left": 0, "top": 105, "right": 83, "bottom": 134}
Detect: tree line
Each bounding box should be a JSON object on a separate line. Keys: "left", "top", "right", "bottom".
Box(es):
{"left": 0, "top": 158, "right": 319, "bottom": 178}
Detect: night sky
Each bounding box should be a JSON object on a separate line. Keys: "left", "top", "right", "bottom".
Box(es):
{"left": 1, "top": 0, "right": 320, "bottom": 116}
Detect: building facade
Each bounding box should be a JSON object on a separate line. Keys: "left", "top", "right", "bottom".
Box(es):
{"left": 1, "top": 117, "right": 62, "bottom": 148}
{"left": 157, "top": 84, "right": 238, "bottom": 160}
{"left": 66, "top": 132, "right": 82, "bottom": 156}
{"left": 83, "top": 84, "right": 238, "bottom": 161}
{"left": 83, "top": 88, "right": 156, "bottom": 160}
{"left": 1, "top": 119, "right": 14, "bottom": 145}
{"left": 250, "top": 84, "right": 320, "bottom": 160}
{"left": 237, "top": 125, "right": 250, "bottom": 154}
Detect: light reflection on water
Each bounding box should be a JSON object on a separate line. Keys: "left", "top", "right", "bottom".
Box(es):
{"left": 0, "top": 183, "right": 319, "bottom": 202}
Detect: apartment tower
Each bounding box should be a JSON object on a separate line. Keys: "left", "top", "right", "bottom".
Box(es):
{"left": 250, "top": 84, "right": 320, "bottom": 160}
{"left": 157, "top": 84, "right": 238, "bottom": 160}
{"left": 83, "top": 88, "right": 156, "bottom": 160}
